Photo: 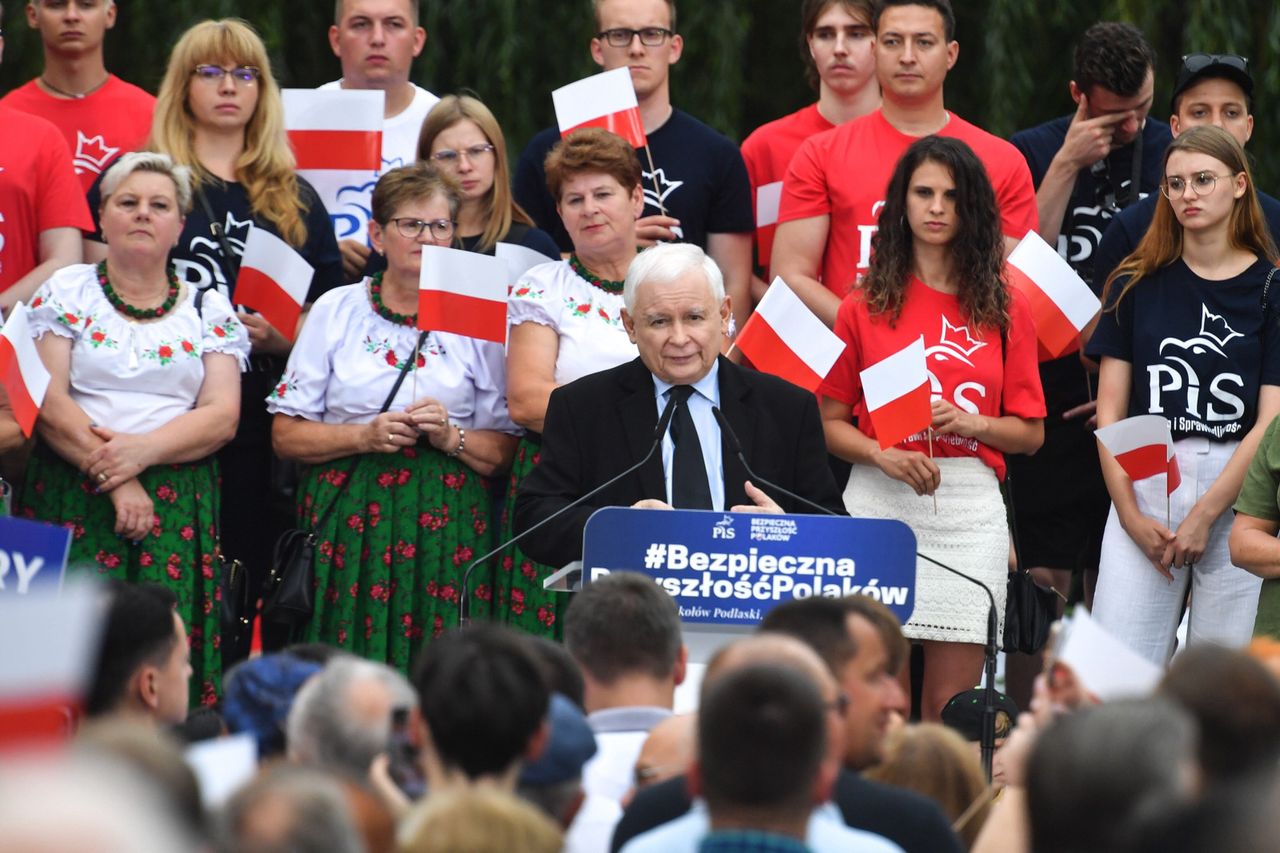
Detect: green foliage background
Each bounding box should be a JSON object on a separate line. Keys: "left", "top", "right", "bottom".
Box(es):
{"left": 1, "top": 1, "right": 1277, "bottom": 187}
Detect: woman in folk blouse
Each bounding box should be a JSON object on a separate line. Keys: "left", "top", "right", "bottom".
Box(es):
{"left": 820, "top": 136, "right": 1045, "bottom": 721}
{"left": 20, "top": 152, "right": 250, "bottom": 705}
{"left": 495, "top": 128, "right": 644, "bottom": 638}
{"left": 1088, "top": 126, "right": 1280, "bottom": 665}
{"left": 269, "top": 164, "right": 518, "bottom": 669}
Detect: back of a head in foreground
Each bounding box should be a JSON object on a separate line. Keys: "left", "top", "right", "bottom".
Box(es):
{"left": 398, "top": 787, "right": 563, "bottom": 853}
{"left": 412, "top": 624, "right": 550, "bottom": 779}
{"left": 1027, "top": 697, "right": 1199, "bottom": 853}
{"left": 1160, "top": 644, "right": 1280, "bottom": 785}
{"left": 218, "top": 763, "right": 363, "bottom": 853}
{"left": 287, "top": 655, "right": 416, "bottom": 779}
{"left": 85, "top": 581, "right": 181, "bottom": 719}
{"left": 564, "top": 572, "right": 682, "bottom": 684}
{"left": 696, "top": 663, "right": 828, "bottom": 824}
{"left": 864, "top": 723, "right": 989, "bottom": 847}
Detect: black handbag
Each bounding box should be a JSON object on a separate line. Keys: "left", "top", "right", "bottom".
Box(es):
{"left": 216, "top": 516, "right": 252, "bottom": 650}
{"left": 262, "top": 331, "right": 428, "bottom": 633}
{"left": 1001, "top": 472, "right": 1064, "bottom": 653}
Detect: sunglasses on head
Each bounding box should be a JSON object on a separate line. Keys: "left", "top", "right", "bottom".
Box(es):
{"left": 1180, "top": 53, "right": 1248, "bottom": 76}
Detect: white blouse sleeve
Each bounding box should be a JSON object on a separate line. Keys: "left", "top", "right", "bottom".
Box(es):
{"left": 197, "top": 289, "right": 251, "bottom": 370}
{"left": 27, "top": 265, "right": 96, "bottom": 342}
{"left": 467, "top": 338, "right": 521, "bottom": 434}
{"left": 265, "top": 290, "right": 339, "bottom": 421}
{"left": 506, "top": 262, "right": 565, "bottom": 331}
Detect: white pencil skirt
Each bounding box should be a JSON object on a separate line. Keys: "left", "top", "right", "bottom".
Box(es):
{"left": 843, "top": 457, "right": 1008, "bottom": 645}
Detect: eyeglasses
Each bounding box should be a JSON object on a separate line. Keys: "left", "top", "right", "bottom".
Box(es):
{"left": 192, "top": 65, "right": 261, "bottom": 86}
{"left": 390, "top": 217, "right": 456, "bottom": 240}
{"left": 596, "top": 26, "right": 674, "bottom": 47}
{"left": 1161, "top": 171, "right": 1237, "bottom": 198}
{"left": 1180, "top": 53, "right": 1249, "bottom": 77}
{"left": 430, "top": 143, "right": 495, "bottom": 165}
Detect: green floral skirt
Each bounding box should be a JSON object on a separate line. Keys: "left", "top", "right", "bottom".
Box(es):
{"left": 298, "top": 445, "right": 492, "bottom": 673}
{"left": 492, "top": 436, "right": 564, "bottom": 640}
{"left": 18, "top": 447, "right": 222, "bottom": 708}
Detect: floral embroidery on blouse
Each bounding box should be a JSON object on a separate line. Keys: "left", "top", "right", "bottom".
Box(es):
{"left": 563, "top": 295, "right": 621, "bottom": 328}
{"left": 143, "top": 338, "right": 199, "bottom": 366}
{"left": 512, "top": 280, "right": 545, "bottom": 300}
{"left": 85, "top": 321, "right": 120, "bottom": 350}
{"left": 269, "top": 373, "right": 299, "bottom": 400}
{"left": 206, "top": 316, "right": 243, "bottom": 342}
{"left": 363, "top": 335, "right": 446, "bottom": 371}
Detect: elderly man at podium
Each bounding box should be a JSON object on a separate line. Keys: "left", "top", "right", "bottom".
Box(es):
{"left": 514, "top": 243, "right": 844, "bottom": 569}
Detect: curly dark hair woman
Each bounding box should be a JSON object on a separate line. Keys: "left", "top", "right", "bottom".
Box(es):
{"left": 863, "top": 135, "right": 1010, "bottom": 332}
{"left": 819, "top": 134, "right": 1045, "bottom": 721}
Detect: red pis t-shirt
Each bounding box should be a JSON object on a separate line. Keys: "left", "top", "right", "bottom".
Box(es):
{"left": 778, "top": 110, "right": 1039, "bottom": 299}
{"left": 0, "top": 76, "right": 155, "bottom": 191}
{"left": 821, "top": 277, "right": 1046, "bottom": 479}
{"left": 741, "top": 103, "right": 835, "bottom": 281}
{"left": 0, "top": 105, "right": 93, "bottom": 291}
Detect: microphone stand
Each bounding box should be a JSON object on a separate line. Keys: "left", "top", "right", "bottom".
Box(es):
{"left": 711, "top": 406, "right": 1000, "bottom": 782}
{"left": 458, "top": 394, "right": 679, "bottom": 625}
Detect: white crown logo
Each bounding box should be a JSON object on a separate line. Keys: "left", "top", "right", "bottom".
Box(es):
{"left": 936, "top": 316, "right": 987, "bottom": 359}
{"left": 1198, "top": 304, "right": 1242, "bottom": 350}
{"left": 74, "top": 132, "right": 119, "bottom": 174}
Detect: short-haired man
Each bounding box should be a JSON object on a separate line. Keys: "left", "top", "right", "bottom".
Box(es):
{"left": 513, "top": 0, "right": 755, "bottom": 337}
{"left": 692, "top": 664, "right": 835, "bottom": 850}
{"left": 286, "top": 656, "right": 416, "bottom": 780}
{"left": 772, "top": 0, "right": 1038, "bottom": 326}
{"left": 1003, "top": 24, "right": 1170, "bottom": 645}
{"left": 84, "top": 582, "right": 191, "bottom": 727}
{"left": 324, "top": 0, "right": 440, "bottom": 279}
{"left": 561, "top": 571, "right": 686, "bottom": 852}
{"left": 741, "top": 0, "right": 880, "bottom": 285}
{"left": 410, "top": 624, "right": 550, "bottom": 790}
{"left": 1, "top": 0, "right": 154, "bottom": 190}
{"left": 515, "top": 243, "right": 845, "bottom": 569}
{"left": 1094, "top": 53, "right": 1280, "bottom": 288}
{"left": 0, "top": 0, "right": 91, "bottom": 309}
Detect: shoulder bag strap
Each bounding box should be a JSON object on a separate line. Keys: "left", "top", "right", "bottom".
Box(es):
{"left": 195, "top": 185, "right": 243, "bottom": 283}
{"left": 1263, "top": 265, "right": 1278, "bottom": 315}
{"left": 304, "top": 330, "right": 430, "bottom": 534}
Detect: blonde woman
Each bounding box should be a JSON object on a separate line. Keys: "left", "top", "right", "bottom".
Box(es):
{"left": 84, "top": 19, "right": 344, "bottom": 663}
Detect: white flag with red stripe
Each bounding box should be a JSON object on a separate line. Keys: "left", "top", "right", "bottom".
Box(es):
{"left": 283, "top": 89, "right": 384, "bottom": 243}
{"left": 860, "top": 337, "right": 931, "bottom": 450}
{"left": 418, "top": 246, "right": 509, "bottom": 343}
{"left": 1094, "top": 414, "right": 1181, "bottom": 495}
{"left": 0, "top": 304, "right": 51, "bottom": 438}
{"left": 1006, "top": 232, "right": 1101, "bottom": 360}
{"left": 234, "top": 226, "right": 315, "bottom": 343}
{"left": 736, "top": 277, "right": 844, "bottom": 392}
{"left": 495, "top": 242, "right": 553, "bottom": 284}
{"left": 553, "top": 67, "right": 646, "bottom": 148}
{"left": 0, "top": 580, "right": 100, "bottom": 750}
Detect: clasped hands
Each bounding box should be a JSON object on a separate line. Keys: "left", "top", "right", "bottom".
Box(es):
{"left": 365, "top": 397, "right": 458, "bottom": 454}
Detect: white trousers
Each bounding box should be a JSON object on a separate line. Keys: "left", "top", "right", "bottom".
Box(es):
{"left": 1092, "top": 437, "right": 1262, "bottom": 666}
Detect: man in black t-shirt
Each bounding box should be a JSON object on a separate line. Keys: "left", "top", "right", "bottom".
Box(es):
{"left": 1002, "top": 24, "right": 1170, "bottom": 656}
{"left": 1094, "top": 54, "right": 1280, "bottom": 293}
{"left": 513, "top": 0, "right": 754, "bottom": 336}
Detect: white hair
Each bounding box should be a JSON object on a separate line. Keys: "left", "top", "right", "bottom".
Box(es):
{"left": 622, "top": 243, "right": 725, "bottom": 314}
{"left": 100, "top": 151, "right": 194, "bottom": 215}
{"left": 286, "top": 655, "right": 416, "bottom": 778}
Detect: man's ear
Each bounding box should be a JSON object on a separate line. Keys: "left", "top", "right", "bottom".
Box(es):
{"left": 135, "top": 665, "right": 161, "bottom": 712}
{"left": 524, "top": 718, "right": 551, "bottom": 764}
{"left": 812, "top": 755, "right": 839, "bottom": 805}
{"left": 686, "top": 758, "right": 703, "bottom": 799}
{"left": 672, "top": 644, "right": 688, "bottom": 686}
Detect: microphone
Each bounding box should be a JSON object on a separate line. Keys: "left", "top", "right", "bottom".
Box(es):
{"left": 711, "top": 406, "right": 836, "bottom": 517}
{"left": 711, "top": 405, "right": 1000, "bottom": 779}
{"left": 458, "top": 392, "right": 679, "bottom": 624}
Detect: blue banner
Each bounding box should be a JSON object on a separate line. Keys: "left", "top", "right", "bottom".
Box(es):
{"left": 0, "top": 516, "right": 72, "bottom": 596}
{"left": 582, "top": 508, "right": 917, "bottom": 626}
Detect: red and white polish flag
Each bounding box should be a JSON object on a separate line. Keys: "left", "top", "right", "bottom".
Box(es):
{"left": 553, "top": 67, "right": 647, "bottom": 148}
{"left": 235, "top": 226, "right": 315, "bottom": 343}
{"left": 283, "top": 89, "right": 384, "bottom": 242}
{"left": 0, "top": 304, "right": 51, "bottom": 438}
{"left": 418, "top": 246, "right": 509, "bottom": 344}
{"left": 1006, "top": 232, "right": 1101, "bottom": 360}
{"left": 860, "top": 336, "right": 932, "bottom": 451}
{"left": 1094, "top": 414, "right": 1181, "bottom": 495}
{"left": 495, "top": 242, "right": 554, "bottom": 284}
{"left": 736, "top": 277, "right": 845, "bottom": 392}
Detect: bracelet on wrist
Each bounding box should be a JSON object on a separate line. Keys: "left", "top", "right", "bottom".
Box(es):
{"left": 445, "top": 425, "right": 466, "bottom": 458}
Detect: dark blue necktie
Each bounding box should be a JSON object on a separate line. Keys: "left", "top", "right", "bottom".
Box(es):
{"left": 668, "top": 385, "right": 713, "bottom": 509}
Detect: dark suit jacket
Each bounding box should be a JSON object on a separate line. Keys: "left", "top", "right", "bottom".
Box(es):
{"left": 514, "top": 356, "right": 845, "bottom": 568}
